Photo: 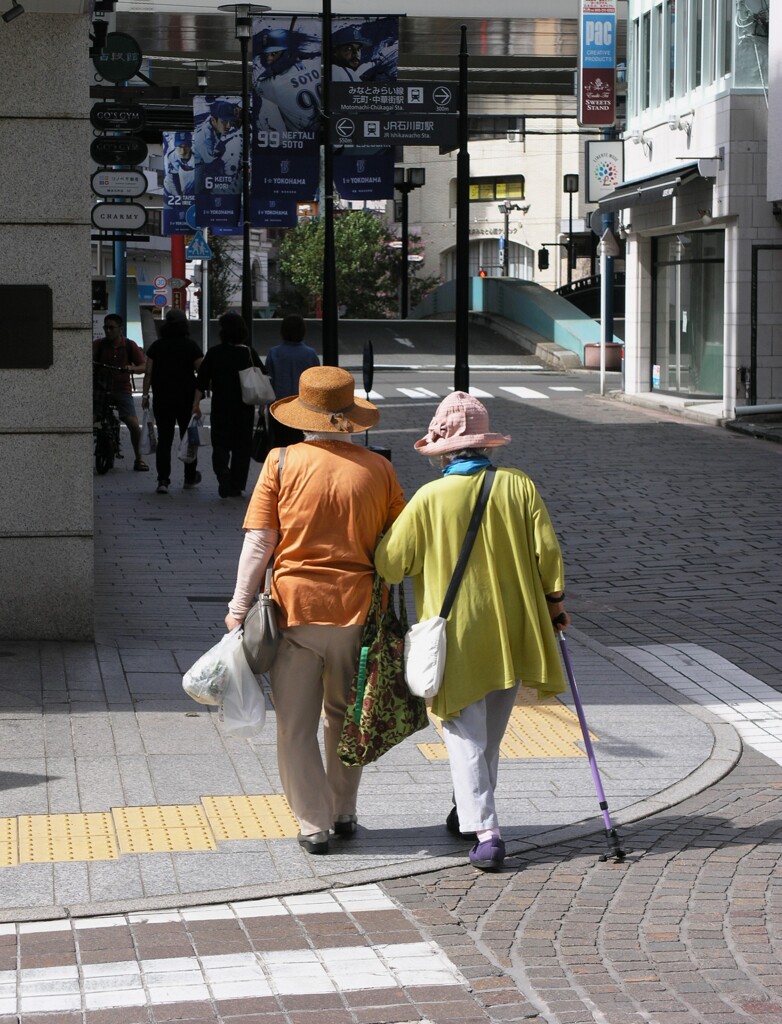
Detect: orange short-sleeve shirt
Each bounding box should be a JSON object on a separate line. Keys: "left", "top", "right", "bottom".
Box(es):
{"left": 243, "top": 441, "right": 406, "bottom": 627}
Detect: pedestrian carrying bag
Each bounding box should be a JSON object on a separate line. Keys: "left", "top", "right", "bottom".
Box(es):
{"left": 239, "top": 347, "right": 276, "bottom": 406}
{"left": 337, "top": 575, "right": 429, "bottom": 767}
{"left": 404, "top": 468, "right": 496, "bottom": 699}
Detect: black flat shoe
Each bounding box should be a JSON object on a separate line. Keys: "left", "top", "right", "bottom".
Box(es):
{"left": 297, "top": 830, "right": 329, "bottom": 854}
{"left": 446, "top": 806, "right": 478, "bottom": 841}
{"left": 334, "top": 814, "right": 357, "bottom": 836}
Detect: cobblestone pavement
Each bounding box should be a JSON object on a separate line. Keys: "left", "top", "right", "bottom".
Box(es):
{"left": 386, "top": 745, "right": 782, "bottom": 1024}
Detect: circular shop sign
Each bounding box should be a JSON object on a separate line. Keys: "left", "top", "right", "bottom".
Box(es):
{"left": 91, "top": 169, "right": 147, "bottom": 199}
{"left": 168, "top": 277, "right": 187, "bottom": 289}
{"left": 91, "top": 202, "right": 148, "bottom": 232}
{"left": 91, "top": 134, "right": 148, "bottom": 167}
{"left": 92, "top": 32, "right": 143, "bottom": 84}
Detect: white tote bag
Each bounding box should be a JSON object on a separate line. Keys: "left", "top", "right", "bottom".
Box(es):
{"left": 404, "top": 615, "right": 447, "bottom": 699}
{"left": 403, "top": 469, "right": 496, "bottom": 701}
{"left": 239, "top": 348, "right": 276, "bottom": 405}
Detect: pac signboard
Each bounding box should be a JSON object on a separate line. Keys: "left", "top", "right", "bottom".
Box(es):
{"left": 578, "top": 0, "right": 616, "bottom": 127}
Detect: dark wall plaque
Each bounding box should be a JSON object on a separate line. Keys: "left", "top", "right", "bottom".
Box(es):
{"left": 0, "top": 286, "right": 53, "bottom": 369}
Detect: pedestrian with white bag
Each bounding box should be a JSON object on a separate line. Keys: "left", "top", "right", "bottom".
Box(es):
{"left": 192, "top": 311, "right": 270, "bottom": 498}
{"left": 374, "top": 392, "right": 570, "bottom": 872}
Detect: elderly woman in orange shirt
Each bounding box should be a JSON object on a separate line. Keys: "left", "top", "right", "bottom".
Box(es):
{"left": 225, "top": 366, "right": 405, "bottom": 855}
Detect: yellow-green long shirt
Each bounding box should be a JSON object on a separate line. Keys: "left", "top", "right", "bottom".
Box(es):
{"left": 374, "top": 467, "right": 566, "bottom": 721}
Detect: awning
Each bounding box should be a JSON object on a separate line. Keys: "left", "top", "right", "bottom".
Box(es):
{"left": 598, "top": 163, "right": 701, "bottom": 214}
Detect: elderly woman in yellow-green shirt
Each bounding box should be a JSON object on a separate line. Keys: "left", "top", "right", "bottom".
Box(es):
{"left": 374, "top": 392, "right": 570, "bottom": 873}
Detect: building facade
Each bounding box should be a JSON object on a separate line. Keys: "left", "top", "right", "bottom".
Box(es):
{"left": 609, "top": 0, "right": 776, "bottom": 415}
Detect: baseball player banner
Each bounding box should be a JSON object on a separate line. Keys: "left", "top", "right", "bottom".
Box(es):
{"left": 331, "top": 15, "right": 399, "bottom": 201}
{"left": 250, "top": 15, "right": 322, "bottom": 227}
{"left": 162, "top": 130, "right": 195, "bottom": 235}
{"left": 192, "top": 95, "right": 243, "bottom": 234}
{"left": 249, "top": 14, "right": 399, "bottom": 217}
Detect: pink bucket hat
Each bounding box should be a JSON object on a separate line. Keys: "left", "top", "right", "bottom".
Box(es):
{"left": 414, "top": 392, "right": 511, "bottom": 456}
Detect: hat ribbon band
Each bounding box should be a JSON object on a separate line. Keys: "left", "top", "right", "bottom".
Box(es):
{"left": 298, "top": 398, "right": 353, "bottom": 432}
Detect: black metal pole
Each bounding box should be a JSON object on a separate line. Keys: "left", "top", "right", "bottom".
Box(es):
{"left": 502, "top": 205, "right": 509, "bottom": 278}
{"left": 454, "top": 24, "right": 469, "bottom": 393}
{"left": 401, "top": 186, "right": 410, "bottom": 319}
{"left": 567, "top": 190, "right": 573, "bottom": 287}
{"left": 240, "top": 32, "right": 252, "bottom": 337}
{"left": 321, "top": 0, "right": 338, "bottom": 365}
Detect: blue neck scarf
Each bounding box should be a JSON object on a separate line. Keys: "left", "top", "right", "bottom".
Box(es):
{"left": 442, "top": 455, "right": 492, "bottom": 476}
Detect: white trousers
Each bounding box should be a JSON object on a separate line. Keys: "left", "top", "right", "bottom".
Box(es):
{"left": 269, "top": 623, "right": 364, "bottom": 836}
{"left": 442, "top": 682, "right": 520, "bottom": 834}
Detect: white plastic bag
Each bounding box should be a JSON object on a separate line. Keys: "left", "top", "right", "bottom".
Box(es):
{"left": 140, "top": 408, "right": 157, "bottom": 456}
{"left": 404, "top": 615, "right": 447, "bottom": 699}
{"left": 219, "top": 636, "right": 267, "bottom": 738}
{"left": 182, "top": 629, "right": 240, "bottom": 705}
{"left": 178, "top": 414, "right": 205, "bottom": 463}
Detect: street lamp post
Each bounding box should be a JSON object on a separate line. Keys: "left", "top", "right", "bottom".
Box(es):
{"left": 563, "top": 173, "right": 579, "bottom": 287}
{"left": 219, "top": 4, "right": 270, "bottom": 339}
{"left": 394, "top": 166, "right": 425, "bottom": 319}
{"left": 497, "top": 200, "right": 527, "bottom": 277}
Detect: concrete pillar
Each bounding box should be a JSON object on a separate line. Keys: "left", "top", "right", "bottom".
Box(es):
{"left": 0, "top": 12, "right": 94, "bottom": 639}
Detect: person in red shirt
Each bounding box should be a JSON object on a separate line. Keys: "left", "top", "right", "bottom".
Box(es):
{"left": 92, "top": 314, "right": 148, "bottom": 471}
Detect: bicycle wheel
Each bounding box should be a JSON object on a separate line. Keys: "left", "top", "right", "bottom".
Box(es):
{"left": 95, "top": 433, "right": 114, "bottom": 474}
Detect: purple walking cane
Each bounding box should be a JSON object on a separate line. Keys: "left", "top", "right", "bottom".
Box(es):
{"left": 557, "top": 630, "right": 626, "bottom": 862}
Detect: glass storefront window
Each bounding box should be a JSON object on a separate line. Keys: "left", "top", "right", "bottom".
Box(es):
{"left": 653, "top": 230, "right": 724, "bottom": 397}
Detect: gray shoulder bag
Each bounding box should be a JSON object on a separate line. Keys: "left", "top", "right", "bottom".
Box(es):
{"left": 242, "top": 448, "right": 286, "bottom": 674}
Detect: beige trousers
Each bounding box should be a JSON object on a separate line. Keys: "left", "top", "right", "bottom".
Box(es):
{"left": 269, "top": 623, "right": 364, "bottom": 836}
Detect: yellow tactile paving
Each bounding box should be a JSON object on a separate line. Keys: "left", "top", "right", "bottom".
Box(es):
{"left": 112, "top": 804, "right": 216, "bottom": 854}
{"left": 18, "top": 812, "right": 118, "bottom": 863}
{"left": 202, "top": 794, "right": 299, "bottom": 840}
{"left": 0, "top": 818, "right": 18, "bottom": 867}
{"left": 418, "top": 685, "right": 598, "bottom": 760}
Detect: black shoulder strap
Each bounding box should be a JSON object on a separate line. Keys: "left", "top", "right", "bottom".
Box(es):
{"left": 439, "top": 468, "right": 496, "bottom": 620}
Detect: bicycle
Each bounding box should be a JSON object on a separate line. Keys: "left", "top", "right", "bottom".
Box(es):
{"left": 93, "top": 362, "right": 124, "bottom": 474}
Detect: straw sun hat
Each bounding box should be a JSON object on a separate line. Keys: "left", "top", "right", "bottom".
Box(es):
{"left": 270, "top": 366, "right": 379, "bottom": 434}
{"left": 414, "top": 391, "right": 511, "bottom": 456}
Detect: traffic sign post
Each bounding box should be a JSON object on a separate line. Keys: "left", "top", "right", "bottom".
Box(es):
{"left": 186, "top": 229, "right": 213, "bottom": 261}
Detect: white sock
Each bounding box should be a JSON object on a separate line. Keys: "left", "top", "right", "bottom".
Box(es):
{"left": 477, "top": 828, "right": 500, "bottom": 842}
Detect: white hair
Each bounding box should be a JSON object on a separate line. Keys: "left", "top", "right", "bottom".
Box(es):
{"left": 303, "top": 431, "right": 355, "bottom": 443}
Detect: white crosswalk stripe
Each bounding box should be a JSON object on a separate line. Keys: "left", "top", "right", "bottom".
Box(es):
{"left": 614, "top": 644, "right": 782, "bottom": 767}
{"left": 500, "top": 385, "right": 550, "bottom": 399}
{"left": 397, "top": 387, "right": 439, "bottom": 398}
{"left": 3, "top": 886, "right": 465, "bottom": 1016}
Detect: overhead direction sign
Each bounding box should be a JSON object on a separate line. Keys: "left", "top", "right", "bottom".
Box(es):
{"left": 332, "top": 81, "right": 459, "bottom": 114}
{"left": 331, "top": 113, "right": 457, "bottom": 148}
{"left": 186, "top": 229, "right": 213, "bottom": 261}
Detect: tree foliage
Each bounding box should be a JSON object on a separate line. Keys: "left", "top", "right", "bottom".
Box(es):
{"left": 277, "top": 210, "right": 439, "bottom": 319}
{"left": 205, "top": 234, "right": 234, "bottom": 320}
